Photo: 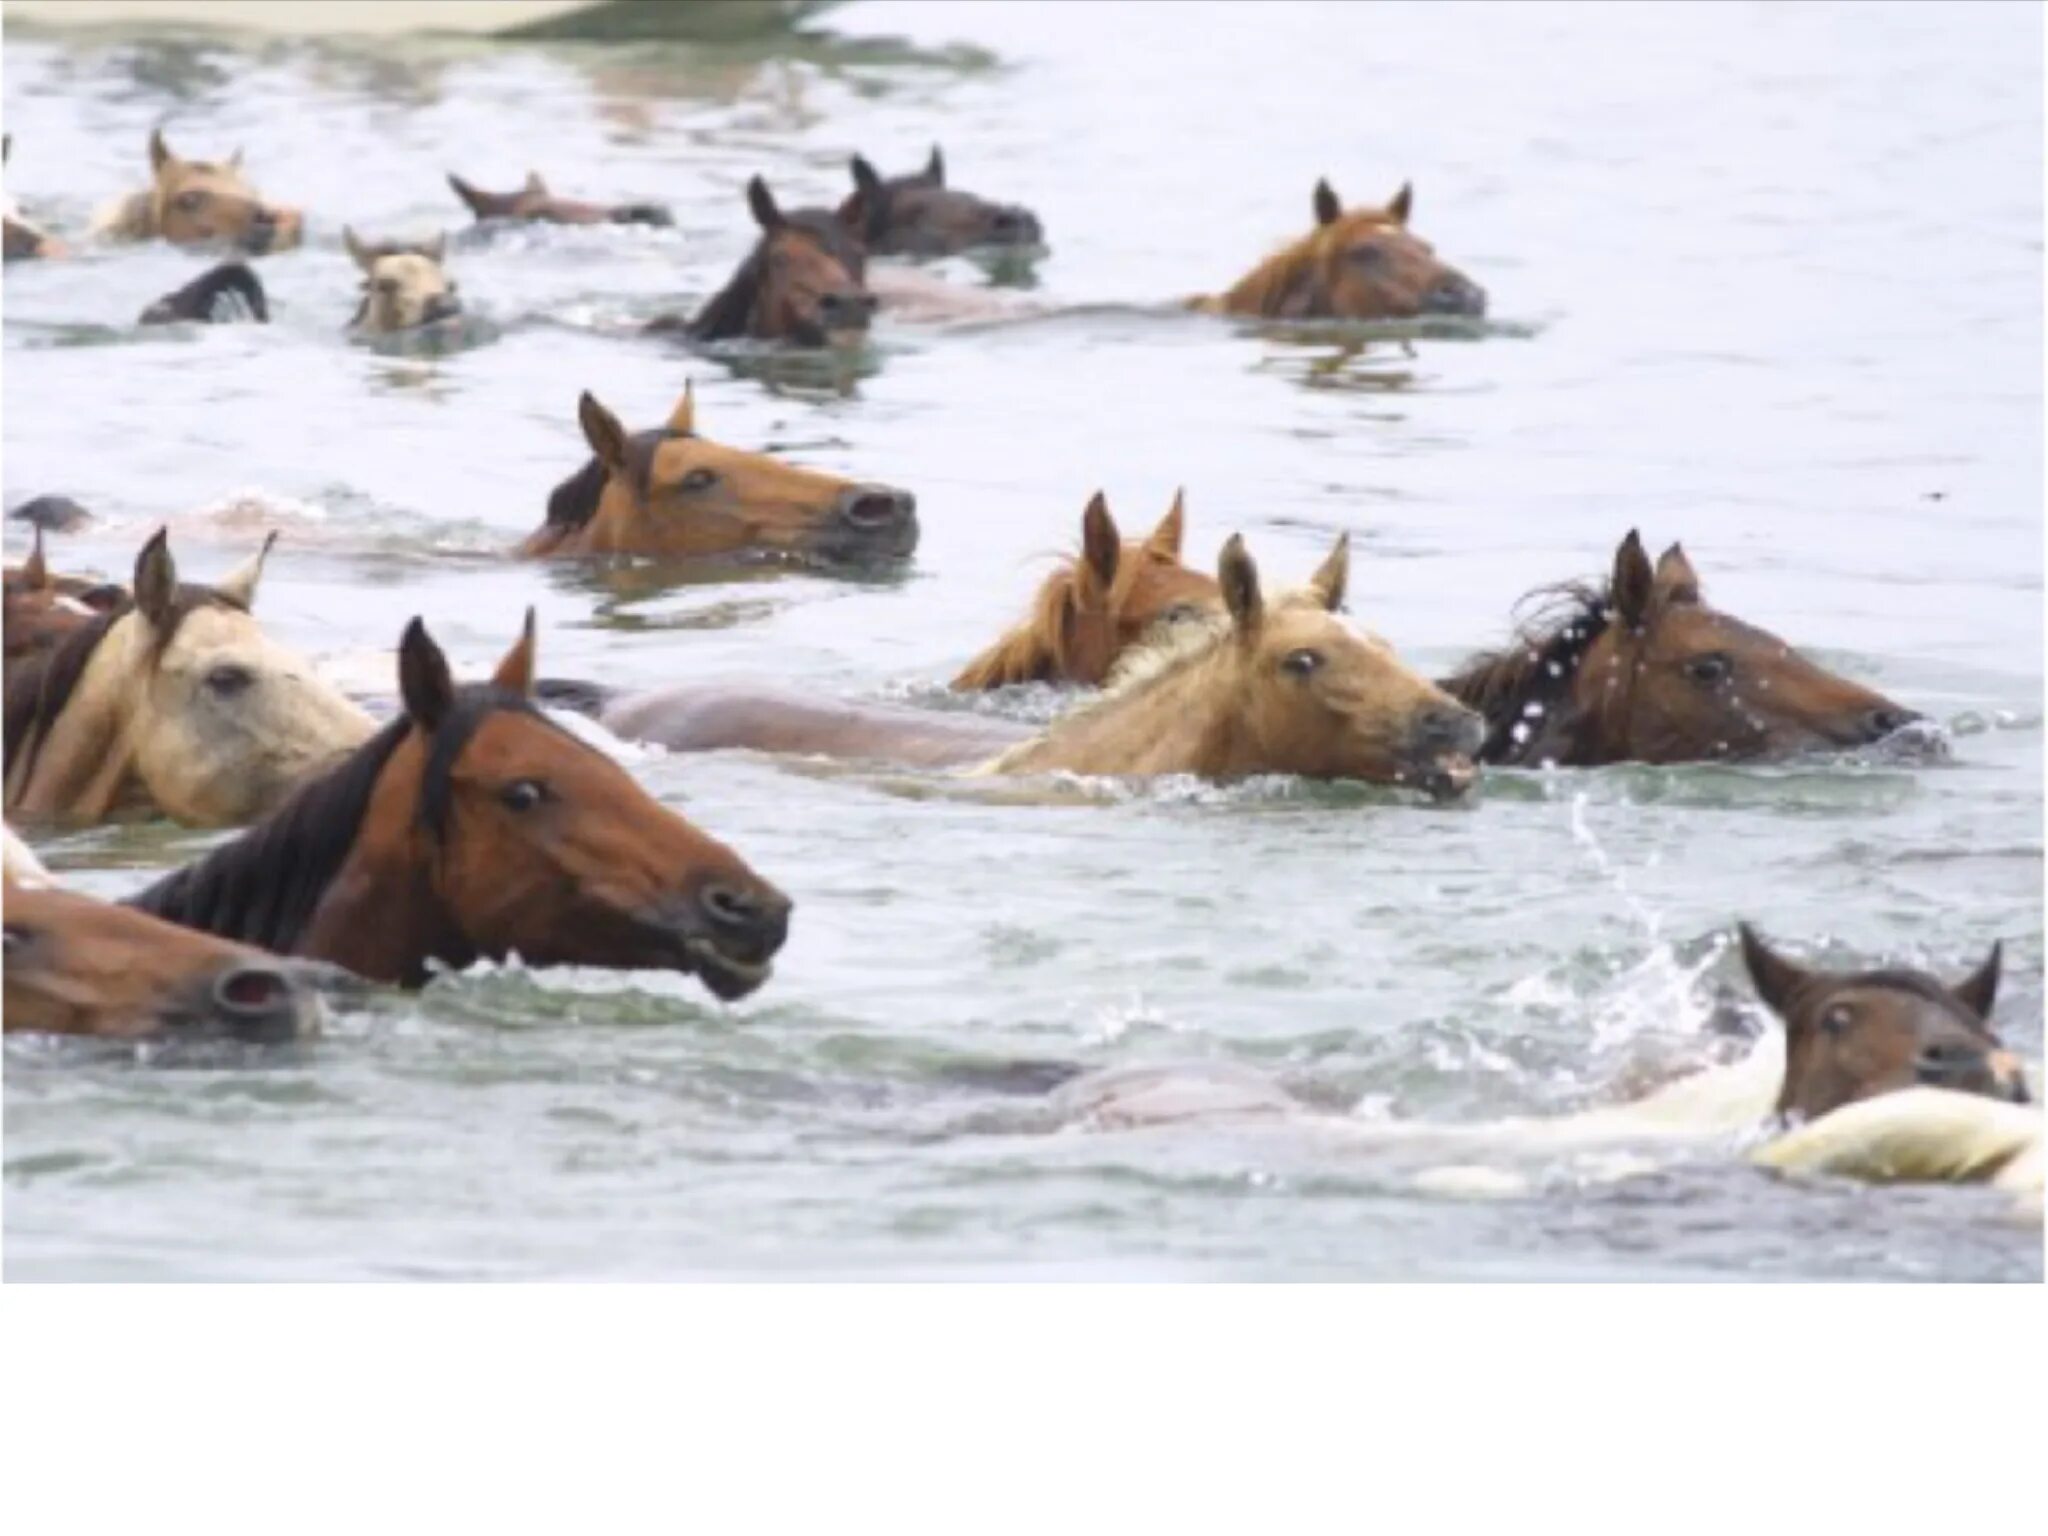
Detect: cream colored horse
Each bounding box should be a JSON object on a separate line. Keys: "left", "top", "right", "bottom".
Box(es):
{"left": 94, "top": 129, "right": 304, "bottom": 253}
{"left": 344, "top": 227, "right": 463, "bottom": 333}
{"left": 4, "top": 530, "right": 373, "bottom": 826}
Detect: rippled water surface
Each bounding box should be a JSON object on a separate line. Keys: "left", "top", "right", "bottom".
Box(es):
{"left": 4, "top": 0, "right": 2041, "bottom": 1279}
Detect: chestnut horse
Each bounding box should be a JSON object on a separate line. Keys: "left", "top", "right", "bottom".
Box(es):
{"left": 951, "top": 489, "right": 1222, "bottom": 690}
{"left": 516, "top": 382, "right": 917, "bottom": 563}
{"left": 656, "top": 176, "right": 876, "bottom": 346}
{"left": 1739, "top": 924, "right": 2028, "bottom": 1122}
{"left": 4, "top": 527, "right": 123, "bottom": 676}
{"left": 1194, "top": 178, "right": 1485, "bottom": 321}
{"left": 129, "top": 612, "right": 792, "bottom": 996}
{"left": 447, "top": 169, "right": 671, "bottom": 227}
{"left": 4, "top": 530, "right": 374, "bottom": 827}
{"left": 840, "top": 147, "right": 1044, "bottom": 256}
{"left": 1441, "top": 531, "right": 1922, "bottom": 766}
{"left": 94, "top": 129, "right": 303, "bottom": 253}
{"left": 344, "top": 228, "right": 463, "bottom": 333}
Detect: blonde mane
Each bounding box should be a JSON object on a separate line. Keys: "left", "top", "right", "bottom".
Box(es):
{"left": 951, "top": 556, "right": 1090, "bottom": 690}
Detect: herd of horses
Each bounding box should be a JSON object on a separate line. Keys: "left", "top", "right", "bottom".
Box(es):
{"left": 2, "top": 125, "right": 2037, "bottom": 1210}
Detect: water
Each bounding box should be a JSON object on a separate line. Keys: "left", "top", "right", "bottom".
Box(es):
{"left": 3, "top": 0, "right": 2040, "bottom": 1279}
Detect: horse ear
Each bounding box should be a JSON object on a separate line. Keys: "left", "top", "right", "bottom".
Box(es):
{"left": 491, "top": 607, "right": 539, "bottom": 697}
{"left": 1953, "top": 941, "right": 2001, "bottom": 1021}
{"left": 1653, "top": 542, "right": 1701, "bottom": 606}
{"left": 1079, "top": 492, "right": 1120, "bottom": 595}
{"left": 1738, "top": 922, "right": 1813, "bottom": 1023}
{"left": 577, "top": 391, "right": 630, "bottom": 475}
{"left": 524, "top": 170, "right": 548, "bottom": 196}
{"left": 398, "top": 617, "right": 456, "bottom": 734}
{"left": 1147, "top": 489, "right": 1187, "bottom": 559}
{"left": 1388, "top": 181, "right": 1414, "bottom": 225}
{"left": 747, "top": 175, "right": 785, "bottom": 232}
{"left": 149, "top": 127, "right": 176, "bottom": 175}
{"left": 1218, "top": 534, "right": 1264, "bottom": 635}
{"left": 447, "top": 172, "right": 489, "bottom": 216}
{"left": 1307, "top": 531, "right": 1350, "bottom": 612}
{"left": 1313, "top": 178, "right": 1342, "bottom": 227}
{"left": 24, "top": 525, "right": 50, "bottom": 591}
{"left": 666, "top": 379, "right": 697, "bottom": 437}
{"left": 1610, "top": 529, "right": 1655, "bottom": 629}
{"left": 133, "top": 527, "right": 180, "bottom": 633}
{"left": 850, "top": 154, "right": 884, "bottom": 200}
{"left": 343, "top": 225, "right": 374, "bottom": 273}
{"left": 925, "top": 145, "right": 945, "bottom": 186}
{"left": 214, "top": 530, "right": 276, "bottom": 610}
{"left": 424, "top": 231, "right": 448, "bottom": 265}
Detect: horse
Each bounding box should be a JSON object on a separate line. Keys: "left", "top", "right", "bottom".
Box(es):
{"left": 1738, "top": 923, "right": 2028, "bottom": 1122}
{"left": 4, "top": 529, "right": 375, "bottom": 827}
{"left": 839, "top": 147, "right": 1044, "bottom": 256}
{"left": 94, "top": 129, "right": 303, "bottom": 253}
{"left": 654, "top": 176, "right": 876, "bottom": 346}
{"left": 343, "top": 227, "right": 463, "bottom": 333}
{"left": 3, "top": 526, "right": 123, "bottom": 676}
{"left": 138, "top": 261, "right": 270, "bottom": 325}
{"left": 951, "top": 489, "right": 1222, "bottom": 690}
{"left": 1440, "top": 530, "right": 1923, "bottom": 766}
{"left": 447, "top": 169, "right": 671, "bottom": 227}
{"left": 128, "top": 611, "right": 794, "bottom": 997}
{"left": 515, "top": 381, "right": 917, "bottom": 563}
{"left": 1193, "top": 178, "right": 1486, "bottom": 321}
{"left": 3, "top": 135, "right": 68, "bottom": 261}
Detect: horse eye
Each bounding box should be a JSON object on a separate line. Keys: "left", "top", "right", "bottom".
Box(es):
{"left": 175, "top": 191, "right": 208, "bottom": 211}
{"left": 1282, "top": 648, "right": 1324, "bottom": 678}
{"left": 1348, "top": 243, "right": 1386, "bottom": 266}
{"left": 2, "top": 922, "right": 32, "bottom": 954}
{"left": 499, "top": 778, "right": 550, "bottom": 813}
{"left": 678, "top": 468, "right": 720, "bottom": 493}
{"left": 1163, "top": 603, "right": 1206, "bottom": 625}
{"left": 1821, "top": 1005, "right": 1853, "bottom": 1037}
{"left": 204, "top": 663, "right": 254, "bottom": 696}
{"left": 1685, "top": 653, "right": 1732, "bottom": 687}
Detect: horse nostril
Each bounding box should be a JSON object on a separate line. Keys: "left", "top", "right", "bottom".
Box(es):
{"left": 819, "top": 291, "right": 876, "bottom": 324}
{"left": 698, "top": 882, "right": 792, "bottom": 953}
{"left": 212, "top": 964, "right": 301, "bottom": 1043}
{"left": 1863, "top": 706, "right": 1918, "bottom": 741}
{"left": 837, "top": 486, "right": 915, "bottom": 530}
{"left": 1916, "top": 1040, "right": 1989, "bottom": 1084}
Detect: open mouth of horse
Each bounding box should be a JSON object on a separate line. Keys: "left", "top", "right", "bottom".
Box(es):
{"left": 679, "top": 936, "right": 776, "bottom": 1002}
{"left": 1407, "top": 752, "right": 1479, "bottom": 802}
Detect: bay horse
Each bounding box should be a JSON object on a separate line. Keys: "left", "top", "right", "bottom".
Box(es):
{"left": 1441, "top": 530, "right": 1922, "bottom": 766}
{"left": 128, "top": 612, "right": 793, "bottom": 997}
{"left": 4, "top": 135, "right": 69, "bottom": 261}
{"left": 654, "top": 176, "right": 876, "bottom": 346}
{"left": 1193, "top": 178, "right": 1486, "bottom": 321}
{"left": 94, "top": 129, "right": 303, "bottom": 254}
{"left": 447, "top": 169, "right": 671, "bottom": 227}
{"left": 344, "top": 227, "right": 463, "bottom": 333}
{"left": 515, "top": 381, "right": 917, "bottom": 563}
{"left": 840, "top": 147, "right": 1044, "bottom": 256}
{"left": 951, "top": 489, "right": 1222, "bottom": 690}
{"left": 4, "top": 529, "right": 374, "bottom": 827}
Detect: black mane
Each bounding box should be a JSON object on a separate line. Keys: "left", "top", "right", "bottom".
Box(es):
{"left": 687, "top": 212, "right": 866, "bottom": 342}
{"left": 541, "top": 428, "right": 679, "bottom": 533}
{"left": 1439, "top": 581, "right": 1614, "bottom": 766}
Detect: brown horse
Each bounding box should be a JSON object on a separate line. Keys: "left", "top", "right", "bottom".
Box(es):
{"left": 951, "top": 490, "right": 1222, "bottom": 690}
{"left": 1442, "top": 531, "right": 1922, "bottom": 766}
{"left": 662, "top": 176, "right": 876, "bottom": 346}
{"left": 4, "top": 875, "right": 319, "bottom": 1043}
{"left": 982, "top": 533, "right": 1483, "bottom": 792}
{"left": 1194, "top": 178, "right": 1485, "bottom": 321}
{"left": 3, "top": 135, "right": 69, "bottom": 261}
{"left": 447, "top": 169, "right": 671, "bottom": 227}
{"left": 344, "top": 228, "right": 463, "bottom": 333}
{"left": 5, "top": 530, "right": 374, "bottom": 827}
{"left": 129, "top": 612, "right": 793, "bottom": 996}
{"left": 4, "top": 527, "right": 123, "bottom": 675}
{"left": 515, "top": 382, "right": 917, "bottom": 563}
{"left": 840, "top": 147, "right": 1044, "bottom": 256}
{"left": 137, "top": 260, "right": 270, "bottom": 325}
{"left": 94, "top": 129, "right": 303, "bottom": 253}
{"left": 1739, "top": 924, "right": 2028, "bottom": 1122}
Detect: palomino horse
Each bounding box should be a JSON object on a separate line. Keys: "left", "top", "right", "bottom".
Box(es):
{"left": 447, "top": 169, "right": 671, "bottom": 227}
{"left": 1738, "top": 924, "right": 2028, "bottom": 1122}
{"left": 94, "top": 130, "right": 303, "bottom": 253}
{"left": 343, "top": 228, "right": 463, "bottom": 333}
{"left": 138, "top": 261, "right": 270, "bottom": 325}
{"left": 1441, "top": 531, "right": 1922, "bottom": 766}
{"left": 4, "top": 530, "right": 374, "bottom": 827}
{"left": 130, "top": 612, "right": 793, "bottom": 997}
{"left": 656, "top": 176, "right": 877, "bottom": 346}
{"left": 840, "top": 147, "right": 1044, "bottom": 256}
{"left": 515, "top": 381, "right": 918, "bottom": 563}
{"left": 4, "top": 527, "right": 123, "bottom": 675}
{"left": 951, "top": 490, "right": 1221, "bottom": 690}
{"left": 1193, "top": 179, "right": 1486, "bottom": 321}
{"left": 4, "top": 135, "right": 68, "bottom": 261}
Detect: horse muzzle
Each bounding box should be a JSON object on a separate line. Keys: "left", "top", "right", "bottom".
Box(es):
{"left": 166, "top": 959, "right": 324, "bottom": 1044}
{"left": 651, "top": 879, "right": 793, "bottom": 1002}
{"left": 1917, "top": 1042, "right": 2031, "bottom": 1105}
{"left": 986, "top": 206, "right": 1045, "bottom": 246}
{"left": 1400, "top": 705, "right": 1486, "bottom": 801}
{"left": 820, "top": 485, "right": 919, "bottom": 563}
{"left": 1419, "top": 273, "right": 1487, "bottom": 318}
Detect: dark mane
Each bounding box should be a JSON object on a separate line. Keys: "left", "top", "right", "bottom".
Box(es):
{"left": 541, "top": 429, "right": 679, "bottom": 533}
{"left": 687, "top": 213, "right": 865, "bottom": 342}
{"left": 129, "top": 686, "right": 552, "bottom": 954}
{"left": 1439, "top": 581, "right": 1613, "bottom": 765}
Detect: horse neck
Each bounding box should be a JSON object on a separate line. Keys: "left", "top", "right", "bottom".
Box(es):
{"left": 690, "top": 246, "right": 767, "bottom": 340}
{"left": 991, "top": 643, "right": 1241, "bottom": 775}
{"left": 1219, "top": 239, "right": 1317, "bottom": 317}
{"left": 954, "top": 569, "right": 1075, "bottom": 688}
{"left": 1569, "top": 631, "right": 1642, "bottom": 765}
{"left": 3, "top": 616, "right": 144, "bottom": 820}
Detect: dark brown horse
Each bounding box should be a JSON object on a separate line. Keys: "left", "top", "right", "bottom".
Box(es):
{"left": 1194, "top": 178, "right": 1485, "bottom": 320}
{"left": 951, "top": 490, "right": 1221, "bottom": 690}
{"left": 128, "top": 612, "right": 792, "bottom": 997}
{"left": 1739, "top": 924, "right": 2028, "bottom": 1123}
{"left": 1441, "top": 531, "right": 1921, "bottom": 766}
{"left": 661, "top": 176, "right": 876, "bottom": 346}
{"left": 840, "top": 147, "right": 1044, "bottom": 256}
{"left": 516, "top": 382, "right": 916, "bottom": 563}
{"left": 447, "top": 169, "right": 671, "bottom": 227}
{"left": 138, "top": 261, "right": 270, "bottom": 325}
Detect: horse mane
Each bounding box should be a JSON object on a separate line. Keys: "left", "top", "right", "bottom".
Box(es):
{"left": 952, "top": 557, "right": 1085, "bottom": 689}
{"left": 1439, "top": 581, "right": 1613, "bottom": 764}
{"left": 688, "top": 212, "right": 865, "bottom": 342}
{"left": 129, "top": 685, "right": 552, "bottom": 953}
{"left": 541, "top": 428, "right": 680, "bottom": 533}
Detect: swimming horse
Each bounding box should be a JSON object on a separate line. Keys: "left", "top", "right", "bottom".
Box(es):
{"left": 447, "top": 169, "right": 672, "bottom": 228}
{"left": 1440, "top": 531, "right": 1923, "bottom": 766}
{"left": 839, "top": 147, "right": 1044, "bottom": 257}
{"left": 94, "top": 129, "right": 304, "bottom": 253}
{"left": 343, "top": 227, "right": 464, "bottom": 334}
{"left": 4, "top": 526, "right": 124, "bottom": 677}
{"left": 128, "top": 612, "right": 793, "bottom": 997}
{"left": 1193, "top": 177, "right": 1486, "bottom": 320}
{"left": 4, "top": 529, "right": 374, "bottom": 827}
{"left": 515, "top": 381, "right": 917, "bottom": 563}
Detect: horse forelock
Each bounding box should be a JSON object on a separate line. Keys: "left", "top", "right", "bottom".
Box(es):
{"left": 543, "top": 428, "right": 682, "bottom": 531}
{"left": 417, "top": 685, "right": 568, "bottom": 839}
